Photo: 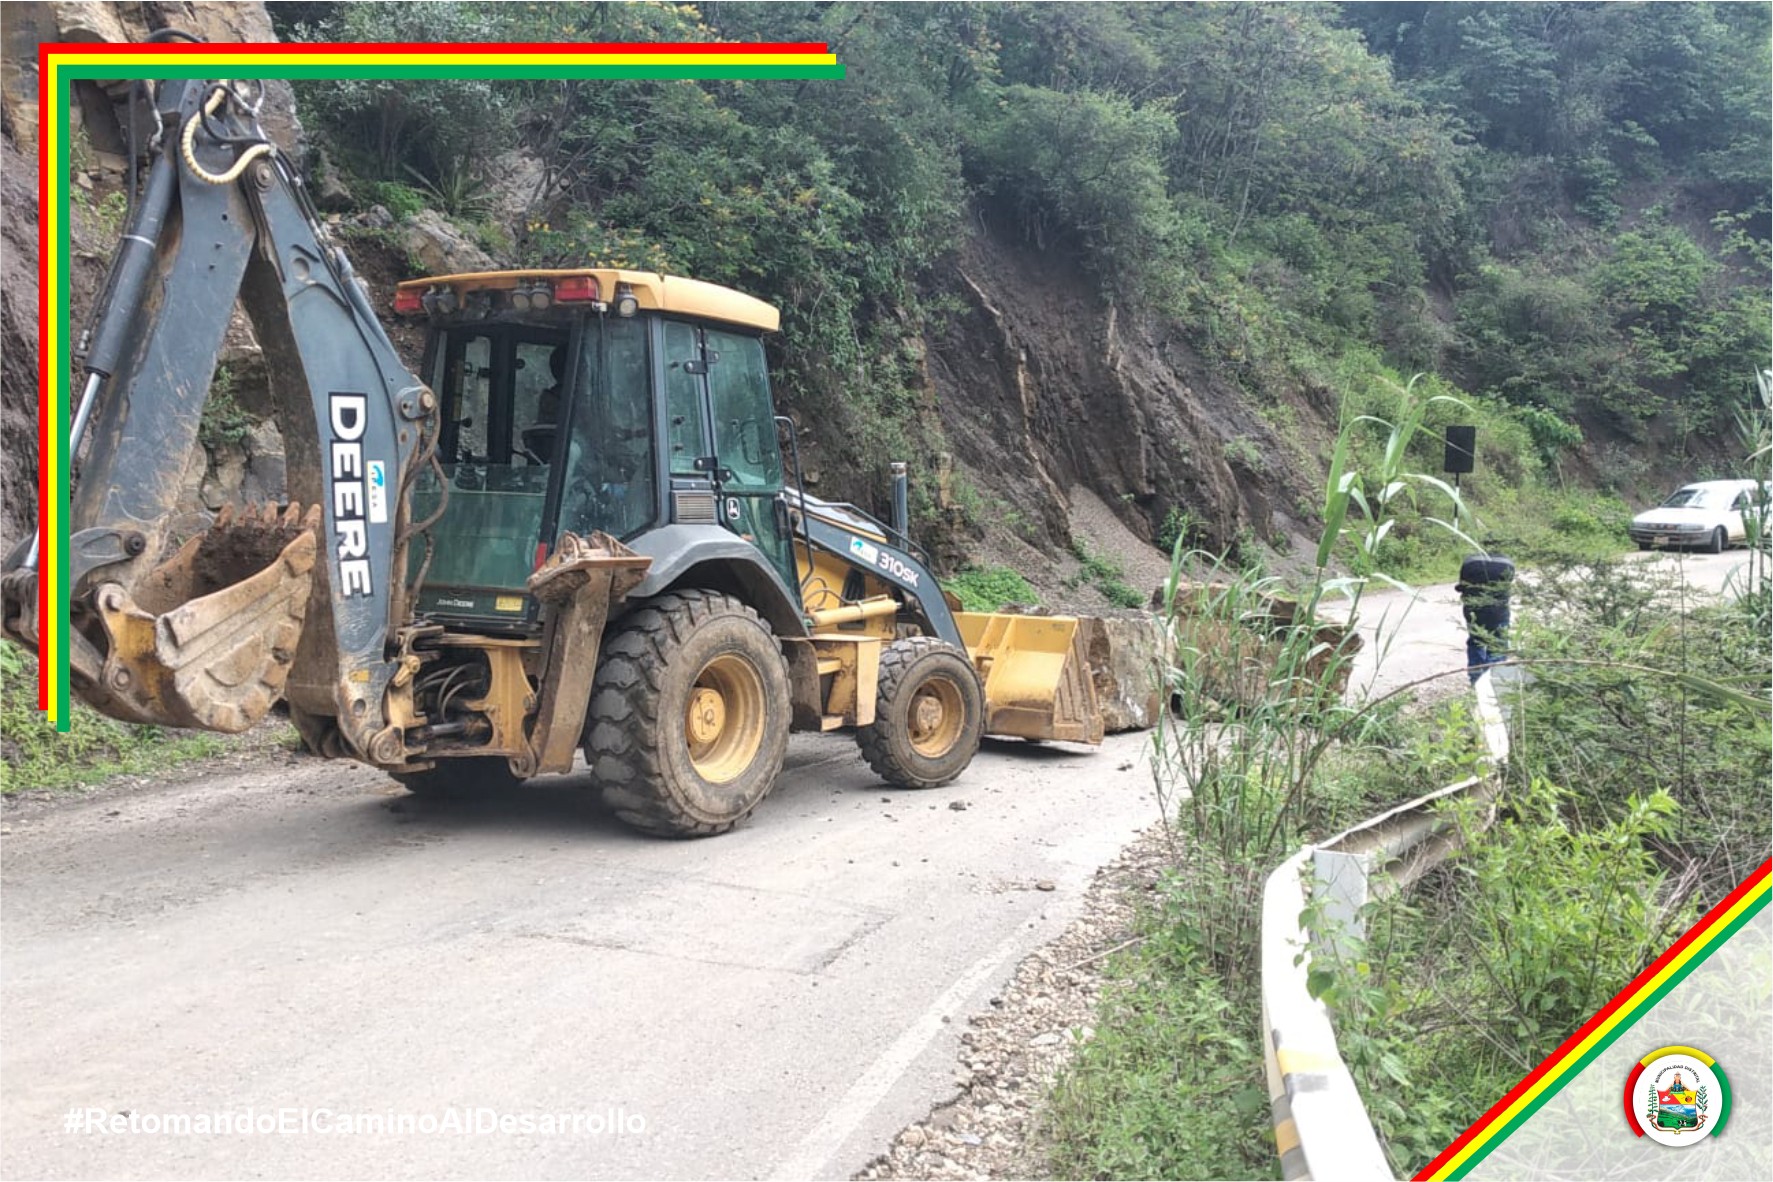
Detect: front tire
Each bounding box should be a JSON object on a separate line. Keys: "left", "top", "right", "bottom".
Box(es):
{"left": 1707, "top": 527, "right": 1727, "bottom": 554}
{"left": 586, "top": 590, "right": 791, "bottom": 837}
{"left": 857, "top": 638, "right": 985, "bottom": 789}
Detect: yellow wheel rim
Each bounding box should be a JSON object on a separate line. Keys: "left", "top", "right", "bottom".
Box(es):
{"left": 908, "top": 676, "right": 965, "bottom": 758}
{"left": 684, "top": 653, "right": 766, "bottom": 783}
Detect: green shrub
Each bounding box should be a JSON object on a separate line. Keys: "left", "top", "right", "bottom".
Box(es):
{"left": 1222, "top": 435, "right": 1264, "bottom": 472}
{"left": 363, "top": 180, "right": 427, "bottom": 222}
{"left": 1332, "top": 777, "right": 1696, "bottom": 1175}
{"left": 1321, "top": 545, "right": 1768, "bottom": 1174}
{"left": 0, "top": 648, "right": 223, "bottom": 793}
{"left": 1515, "top": 405, "right": 1584, "bottom": 466}
{"left": 286, "top": 2, "right": 516, "bottom": 183}
{"left": 197, "top": 364, "right": 254, "bottom": 452}
{"left": 1156, "top": 506, "right": 1199, "bottom": 556}
{"left": 1070, "top": 541, "right": 1144, "bottom": 608}
{"left": 965, "top": 84, "right": 1182, "bottom": 304}
{"left": 943, "top": 565, "right": 1038, "bottom": 611}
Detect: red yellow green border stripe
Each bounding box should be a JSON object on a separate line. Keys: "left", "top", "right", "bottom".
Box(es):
{"left": 1417, "top": 859, "right": 1772, "bottom": 1179}
{"left": 34, "top": 40, "right": 842, "bottom": 727}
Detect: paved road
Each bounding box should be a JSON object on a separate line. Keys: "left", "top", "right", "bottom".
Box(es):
{"left": 4, "top": 548, "right": 1752, "bottom": 1180}
{"left": 0, "top": 728, "right": 1158, "bottom": 1180}
{"left": 1344, "top": 549, "right": 1756, "bottom": 700}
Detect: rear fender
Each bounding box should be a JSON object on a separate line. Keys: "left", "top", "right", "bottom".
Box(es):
{"left": 624, "top": 525, "right": 809, "bottom": 639}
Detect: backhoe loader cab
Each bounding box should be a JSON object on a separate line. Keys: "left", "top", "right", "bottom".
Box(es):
{"left": 392, "top": 269, "right": 800, "bottom": 631}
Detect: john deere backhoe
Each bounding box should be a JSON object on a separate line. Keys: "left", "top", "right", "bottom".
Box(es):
{"left": 1, "top": 75, "right": 1113, "bottom": 837}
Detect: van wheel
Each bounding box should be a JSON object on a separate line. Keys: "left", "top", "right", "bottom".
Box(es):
{"left": 1707, "top": 527, "right": 1727, "bottom": 554}
{"left": 586, "top": 591, "right": 791, "bottom": 837}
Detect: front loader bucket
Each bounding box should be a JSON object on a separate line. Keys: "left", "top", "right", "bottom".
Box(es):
{"left": 76, "top": 504, "right": 320, "bottom": 732}
{"left": 957, "top": 612, "right": 1105, "bottom": 745}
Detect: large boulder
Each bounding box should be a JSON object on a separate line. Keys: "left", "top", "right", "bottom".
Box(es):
{"left": 400, "top": 209, "right": 495, "bottom": 277}
{"left": 1081, "top": 614, "right": 1168, "bottom": 733}
{"left": 1161, "top": 581, "right": 1365, "bottom": 711}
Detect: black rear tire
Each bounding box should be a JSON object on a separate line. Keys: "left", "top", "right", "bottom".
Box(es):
{"left": 390, "top": 756, "right": 520, "bottom": 799}
{"left": 857, "top": 638, "right": 985, "bottom": 789}
{"left": 586, "top": 590, "right": 791, "bottom": 837}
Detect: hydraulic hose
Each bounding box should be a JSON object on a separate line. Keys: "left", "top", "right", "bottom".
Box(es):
{"left": 180, "top": 83, "right": 271, "bottom": 186}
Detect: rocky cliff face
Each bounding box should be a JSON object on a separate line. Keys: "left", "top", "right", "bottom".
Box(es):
{"left": 925, "top": 223, "right": 1324, "bottom": 567}
{"left": 1, "top": 1, "right": 1318, "bottom": 583}
{"left": 0, "top": 130, "right": 37, "bottom": 556}
{"left": 0, "top": 1, "right": 304, "bottom": 556}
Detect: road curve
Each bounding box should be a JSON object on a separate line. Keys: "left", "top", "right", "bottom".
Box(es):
{"left": 1, "top": 730, "right": 1158, "bottom": 1180}
{"left": 1344, "top": 549, "right": 1755, "bottom": 701}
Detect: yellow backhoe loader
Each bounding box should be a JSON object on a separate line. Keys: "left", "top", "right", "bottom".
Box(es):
{"left": 1, "top": 74, "right": 1132, "bottom": 837}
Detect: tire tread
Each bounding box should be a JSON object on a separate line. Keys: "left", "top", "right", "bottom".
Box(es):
{"left": 586, "top": 590, "right": 786, "bottom": 837}
{"left": 857, "top": 637, "right": 984, "bottom": 789}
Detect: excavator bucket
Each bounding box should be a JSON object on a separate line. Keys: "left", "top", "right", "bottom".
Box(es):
{"left": 78, "top": 504, "right": 321, "bottom": 733}
{"left": 956, "top": 611, "right": 1106, "bottom": 745}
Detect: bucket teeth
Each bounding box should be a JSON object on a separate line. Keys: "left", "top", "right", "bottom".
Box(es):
{"left": 45, "top": 501, "right": 323, "bottom": 734}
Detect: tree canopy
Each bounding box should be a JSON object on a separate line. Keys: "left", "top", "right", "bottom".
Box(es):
{"left": 273, "top": 0, "right": 1771, "bottom": 494}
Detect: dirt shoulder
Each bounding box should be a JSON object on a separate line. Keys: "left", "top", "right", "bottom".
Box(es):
{"left": 856, "top": 824, "right": 1171, "bottom": 1181}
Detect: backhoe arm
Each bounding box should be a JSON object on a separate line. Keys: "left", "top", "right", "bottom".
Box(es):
{"left": 1, "top": 78, "right": 430, "bottom": 760}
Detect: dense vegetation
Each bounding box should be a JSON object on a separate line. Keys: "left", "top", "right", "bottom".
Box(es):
{"left": 1332, "top": 555, "right": 1767, "bottom": 1173}
{"left": 1048, "top": 393, "right": 1770, "bottom": 1177}
{"left": 267, "top": 0, "right": 1770, "bottom": 556}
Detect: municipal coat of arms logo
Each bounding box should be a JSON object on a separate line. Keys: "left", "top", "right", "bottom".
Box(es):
{"left": 1623, "top": 1045, "right": 1732, "bottom": 1147}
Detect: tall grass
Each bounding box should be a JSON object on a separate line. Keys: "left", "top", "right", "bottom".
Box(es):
{"left": 1049, "top": 378, "right": 1476, "bottom": 1177}
{"left": 1045, "top": 372, "right": 1771, "bottom": 1178}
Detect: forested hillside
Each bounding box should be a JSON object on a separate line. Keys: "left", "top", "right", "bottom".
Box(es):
{"left": 4, "top": 2, "right": 1766, "bottom": 584}
{"left": 259, "top": 0, "right": 1767, "bottom": 577}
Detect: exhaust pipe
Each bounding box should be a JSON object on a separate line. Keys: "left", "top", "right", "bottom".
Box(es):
{"left": 890, "top": 462, "right": 909, "bottom": 539}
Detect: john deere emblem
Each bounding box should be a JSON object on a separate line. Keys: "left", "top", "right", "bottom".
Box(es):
{"left": 1624, "top": 1045, "right": 1731, "bottom": 1147}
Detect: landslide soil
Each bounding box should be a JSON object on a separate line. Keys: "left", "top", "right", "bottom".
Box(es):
{"left": 925, "top": 219, "right": 1330, "bottom": 581}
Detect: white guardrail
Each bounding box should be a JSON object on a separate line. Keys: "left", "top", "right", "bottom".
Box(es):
{"left": 1261, "top": 672, "right": 1510, "bottom": 1180}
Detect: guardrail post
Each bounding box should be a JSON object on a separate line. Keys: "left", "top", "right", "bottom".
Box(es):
{"left": 1310, "top": 848, "right": 1370, "bottom": 960}
{"left": 1259, "top": 650, "right": 1514, "bottom": 1177}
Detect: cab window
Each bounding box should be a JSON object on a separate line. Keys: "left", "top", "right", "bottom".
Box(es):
{"left": 664, "top": 321, "right": 707, "bottom": 475}
{"left": 513, "top": 339, "right": 564, "bottom": 462}
{"left": 559, "top": 317, "right": 657, "bottom": 540}
{"left": 706, "top": 330, "right": 781, "bottom": 490}
{"left": 411, "top": 327, "right": 563, "bottom": 608}
{"left": 443, "top": 333, "right": 494, "bottom": 463}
